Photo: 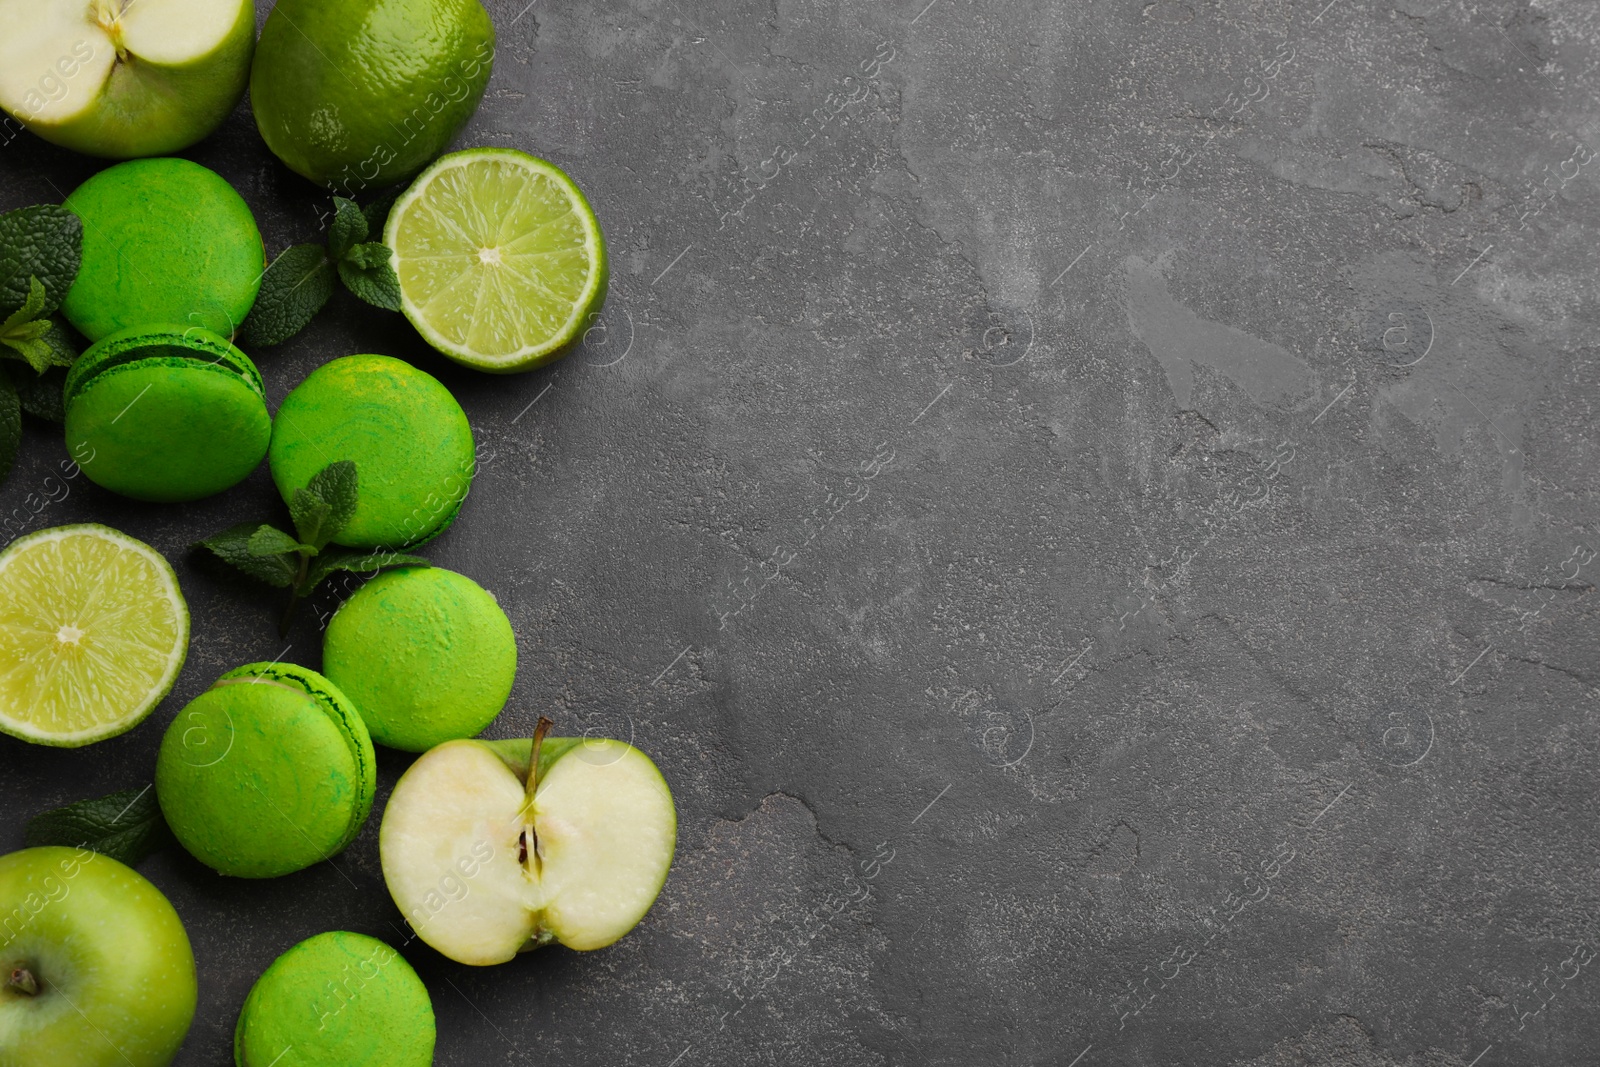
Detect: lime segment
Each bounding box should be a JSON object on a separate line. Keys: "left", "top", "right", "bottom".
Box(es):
{"left": 0, "top": 524, "right": 189, "bottom": 746}
{"left": 386, "top": 148, "right": 608, "bottom": 373}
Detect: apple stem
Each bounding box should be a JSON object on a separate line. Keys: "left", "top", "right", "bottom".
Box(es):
{"left": 524, "top": 716, "right": 553, "bottom": 801}
{"left": 7, "top": 968, "right": 38, "bottom": 997}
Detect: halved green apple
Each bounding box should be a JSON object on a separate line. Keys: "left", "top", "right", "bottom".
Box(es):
{"left": 379, "top": 719, "right": 676, "bottom": 965}
{"left": 0, "top": 0, "right": 254, "bottom": 159}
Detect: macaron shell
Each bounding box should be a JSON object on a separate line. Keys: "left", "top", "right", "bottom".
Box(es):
{"left": 156, "top": 681, "right": 365, "bottom": 878}
{"left": 65, "top": 359, "right": 271, "bottom": 502}
{"left": 235, "top": 931, "right": 435, "bottom": 1067}
{"left": 220, "top": 661, "right": 377, "bottom": 844}
{"left": 269, "top": 354, "right": 476, "bottom": 549}
{"left": 64, "top": 323, "right": 265, "bottom": 409}
{"left": 324, "top": 567, "right": 516, "bottom": 752}
{"left": 60, "top": 158, "right": 265, "bottom": 341}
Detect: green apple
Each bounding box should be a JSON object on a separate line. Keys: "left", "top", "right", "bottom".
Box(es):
{"left": 380, "top": 719, "right": 676, "bottom": 965}
{"left": 0, "top": 846, "right": 196, "bottom": 1067}
{"left": 0, "top": 0, "right": 254, "bottom": 159}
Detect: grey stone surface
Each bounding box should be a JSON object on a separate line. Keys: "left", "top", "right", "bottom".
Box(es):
{"left": 3, "top": 0, "right": 1599, "bottom": 1063}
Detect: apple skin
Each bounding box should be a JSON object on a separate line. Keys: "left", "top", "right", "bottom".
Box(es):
{"left": 0, "top": 0, "right": 255, "bottom": 159}
{"left": 483, "top": 734, "right": 583, "bottom": 781}
{"left": 0, "top": 846, "right": 197, "bottom": 1067}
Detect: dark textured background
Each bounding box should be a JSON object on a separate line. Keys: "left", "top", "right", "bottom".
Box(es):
{"left": 3, "top": 0, "right": 1599, "bottom": 1063}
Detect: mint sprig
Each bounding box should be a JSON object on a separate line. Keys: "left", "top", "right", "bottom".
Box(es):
{"left": 25, "top": 785, "right": 175, "bottom": 868}
{"left": 0, "top": 204, "right": 84, "bottom": 489}
{"left": 329, "top": 196, "right": 403, "bottom": 311}
{"left": 1, "top": 277, "right": 77, "bottom": 374}
{"left": 195, "top": 460, "right": 429, "bottom": 634}
{"left": 238, "top": 197, "right": 403, "bottom": 347}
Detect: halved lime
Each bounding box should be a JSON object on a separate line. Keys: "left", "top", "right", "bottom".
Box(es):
{"left": 386, "top": 148, "right": 609, "bottom": 373}
{"left": 0, "top": 524, "right": 189, "bottom": 746}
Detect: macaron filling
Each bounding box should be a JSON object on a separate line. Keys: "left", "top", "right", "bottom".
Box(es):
{"left": 64, "top": 326, "right": 264, "bottom": 409}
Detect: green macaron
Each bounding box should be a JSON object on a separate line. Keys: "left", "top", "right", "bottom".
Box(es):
{"left": 269, "top": 354, "right": 476, "bottom": 549}
{"left": 235, "top": 931, "right": 435, "bottom": 1067}
{"left": 61, "top": 158, "right": 265, "bottom": 341}
{"left": 156, "top": 662, "right": 376, "bottom": 878}
{"left": 323, "top": 566, "right": 516, "bottom": 752}
{"left": 63, "top": 324, "right": 271, "bottom": 502}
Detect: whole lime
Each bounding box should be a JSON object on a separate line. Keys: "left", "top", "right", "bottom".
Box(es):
{"left": 249, "top": 0, "right": 495, "bottom": 192}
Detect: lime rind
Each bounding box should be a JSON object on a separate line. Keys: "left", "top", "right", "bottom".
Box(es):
{"left": 386, "top": 148, "right": 608, "bottom": 373}
{"left": 0, "top": 524, "right": 189, "bottom": 747}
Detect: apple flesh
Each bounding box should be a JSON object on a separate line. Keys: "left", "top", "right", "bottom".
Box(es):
{"left": 0, "top": 846, "right": 197, "bottom": 1067}
{"left": 380, "top": 723, "right": 676, "bottom": 965}
{"left": 0, "top": 0, "right": 254, "bottom": 159}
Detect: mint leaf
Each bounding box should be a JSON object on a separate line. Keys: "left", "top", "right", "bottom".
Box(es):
{"left": 9, "top": 363, "right": 66, "bottom": 423}
{"left": 0, "top": 296, "right": 63, "bottom": 377}
{"left": 328, "top": 197, "right": 369, "bottom": 261}
{"left": 0, "top": 205, "right": 81, "bottom": 316}
{"left": 39, "top": 317, "right": 78, "bottom": 369}
{"left": 196, "top": 461, "right": 410, "bottom": 635}
{"left": 2, "top": 276, "right": 47, "bottom": 328}
{"left": 339, "top": 246, "right": 403, "bottom": 311}
{"left": 247, "top": 525, "right": 309, "bottom": 558}
{"left": 25, "top": 785, "right": 175, "bottom": 867}
{"left": 2, "top": 337, "right": 53, "bottom": 374}
{"left": 5, "top": 320, "right": 50, "bottom": 343}
{"left": 342, "top": 243, "right": 393, "bottom": 270}
{"left": 297, "top": 460, "right": 358, "bottom": 547}
{"left": 361, "top": 192, "right": 398, "bottom": 236}
{"left": 290, "top": 489, "right": 332, "bottom": 551}
{"left": 197, "top": 523, "right": 299, "bottom": 588}
{"left": 237, "top": 244, "right": 335, "bottom": 347}
{"left": 306, "top": 549, "right": 430, "bottom": 590}
{"left": 0, "top": 280, "right": 75, "bottom": 374}
{"left": 0, "top": 370, "right": 18, "bottom": 489}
